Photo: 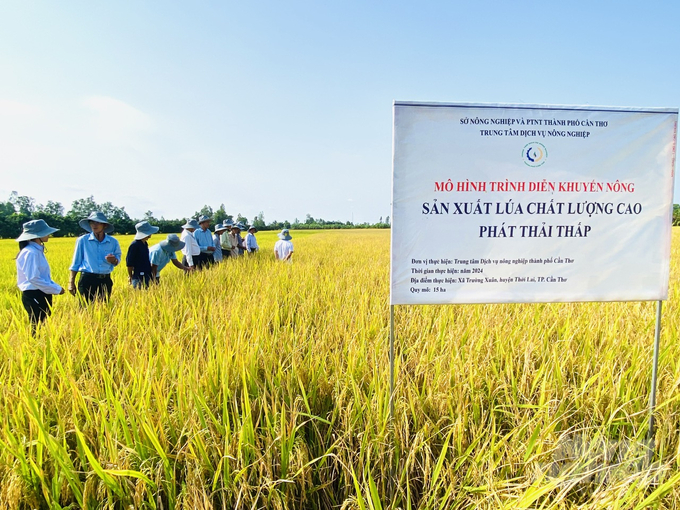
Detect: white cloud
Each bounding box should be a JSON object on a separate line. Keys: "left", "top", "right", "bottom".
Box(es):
{"left": 0, "top": 95, "right": 164, "bottom": 216}
{"left": 82, "top": 96, "right": 154, "bottom": 145}
{"left": 0, "top": 99, "right": 41, "bottom": 119}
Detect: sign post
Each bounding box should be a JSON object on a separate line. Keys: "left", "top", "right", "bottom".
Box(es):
{"left": 389, "top": 101, "right": 677, "bottom": 461}
{"left": 647, "top": 300, "right": 663, "bottom": 464}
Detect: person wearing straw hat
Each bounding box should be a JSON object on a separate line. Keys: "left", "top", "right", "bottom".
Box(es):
{"left": 219, "top": 219, "right": 233, "bottom": 259}
{"left": 126, "top": 220, "right": 159, "bottom": 288}
{"left": 194, "top": 215, "right": 216, "bottom": 269}
{"left": 212, "top": 223, "right": 228, "bottom": 263}
{"left": 149, "top": 234, "right": 189, "bottom": 281}
{"left": 15, "top": 219, "right": 64, "bottom": 328}
{"left": 274, "top": 228, "right": 294, "bottom": 262}
{"left": 68, "top": 211, "right": 122, "bottom": 302}
{"left": 180, "top": 218, "right": 201, "bottom": 270}
{"left": 245, "top": 225, "right": 259, "bottom": 255}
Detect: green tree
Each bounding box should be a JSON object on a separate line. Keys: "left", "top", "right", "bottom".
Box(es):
{"left": 214, "top": 204, "right": 227, "bottom": 222}
{"left": 195, "top": 205, "right": 213, "bottom": 219}
{"left": 253, "top": 211, "right": 265, "bottom": 229}
{"left": 9, "top": 191, "right": 35, "bottom": 215}
{"left": 0, "top": 201, "right": 15, "bottom": 216}
{"left": 100, "top": 202, "right": 134, "bottom": 234}
{"left": 68, "top": 196, "right": 99, "bottom": 218}
{"left": 37, "top": 201, "right": 65, "bottom": 216}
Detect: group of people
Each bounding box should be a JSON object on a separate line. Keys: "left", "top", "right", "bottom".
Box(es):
{"left": 178, "top": 215, "right": 261, "bottom": 271}
{"left": 15, "top": 211, "right": 295, "bottom": 329}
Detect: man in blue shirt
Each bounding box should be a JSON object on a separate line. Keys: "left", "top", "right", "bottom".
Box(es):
{"left": 246, "top": 226, "right": 259, "bottom": 255}
{"left": 193, "top": 215, "right": 216, "bottom": 269}
{"left": 150, "top": 234, "right": 189, "bottom": 280}
{"left": 68, "top": 211, "right": 122, "bottom": 302}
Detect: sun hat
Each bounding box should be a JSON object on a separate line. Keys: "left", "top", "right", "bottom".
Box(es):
{"left": 198, "top": 215, "right": 211, "bottom": 224}
{"left": 182, "top": 218, "right": 200, "bottom": 230}
{"left": 79, "top": 211, "right": 114, "bottom": 234}
{"left": 224, "top": 219, "right": 234, "bottom": 227}
{"left": 16, "top": 219, "right": 59, "bottom": 242}
{"left": 214, "top": 223, "right": 228, "bottom": 233}
{"left": 134, "top": 220, "right": 160, "bottom": 240}
{"left": 231, "top": 223, "right": 242, "bottom": 231}
{"left": 248, "top": 225, "right": 257, "bottom": 232}
{"left": 235, "top": 222, "right": 247, "bottom": 231}
{"left": 278, "top": 228, "right": 292, "bottom": 241}
{"left": 160, "top": 234, "right": 185, "bottom": 253}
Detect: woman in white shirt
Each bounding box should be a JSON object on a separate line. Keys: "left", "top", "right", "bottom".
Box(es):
{"left": 16, "top": 219, "right": 64, "bottom": 329}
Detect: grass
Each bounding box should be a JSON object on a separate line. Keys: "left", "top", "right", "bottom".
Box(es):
{"left": 0, "top": 229, "right": 679, "bottom": 509}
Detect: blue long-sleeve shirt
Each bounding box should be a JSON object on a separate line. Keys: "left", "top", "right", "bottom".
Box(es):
{"left": 69, "top": 233, "right": 121, "bottom": 274}
{"left": 246, "top": 232, "right": 259, "bottom": 252}
{"left": 193, "top": 228, "right": 214, "bottom": 254}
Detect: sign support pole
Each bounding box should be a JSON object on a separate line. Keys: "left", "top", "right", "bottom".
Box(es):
{"left": 647, "top": 300, "right": 662, "bottom": 464}
{"left": 390, "top": 304, "right": 395, "bottom": 423}
{"left": 389, "top": 304, "right": 396, "bottom": 499}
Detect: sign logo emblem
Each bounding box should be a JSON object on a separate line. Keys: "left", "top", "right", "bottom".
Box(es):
{"left": 523, "top": 142, "right": 547, "bottom": 167}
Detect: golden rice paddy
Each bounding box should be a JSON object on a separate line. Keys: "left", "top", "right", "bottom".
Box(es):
{"left": 0, "top": 229, "right": 679, "bottom": 509}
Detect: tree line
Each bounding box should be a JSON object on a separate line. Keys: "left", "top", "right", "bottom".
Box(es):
{"left": 0, "top": 192, "right": 390, "bottom": 238}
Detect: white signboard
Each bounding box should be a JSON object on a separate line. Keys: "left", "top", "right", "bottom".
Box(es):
{"left": 391, "top": 102, "right": 677, "bottom": 305}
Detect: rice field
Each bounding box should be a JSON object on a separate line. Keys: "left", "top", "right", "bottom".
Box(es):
{"left": 0, "top": 228, "right": 679, "bottom": 509}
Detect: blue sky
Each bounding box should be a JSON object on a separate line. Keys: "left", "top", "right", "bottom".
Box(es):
{"left": 1, "top": 1, "right": 679, "bottom": 223}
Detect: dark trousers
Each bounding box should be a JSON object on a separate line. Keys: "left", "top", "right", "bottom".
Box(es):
{"left": 22, "top": 290, "right": 53, "bottom": 325}
{"left": 182, "top": 255, "right": 195, "bottom": 269}
{"left": 78, "top": 272, "right": 113, "bottom": 303}
{"left": 221, "top": 249, "right": 231, "bottom": 258}
{"left": 194, "top": 252, "right": 214, "bottom": 270}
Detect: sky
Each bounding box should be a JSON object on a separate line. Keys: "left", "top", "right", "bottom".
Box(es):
{"left": 1, "top": 0, "right": 679, "bottom": 224}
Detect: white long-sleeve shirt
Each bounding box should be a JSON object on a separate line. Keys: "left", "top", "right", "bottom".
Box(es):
{"left": 16, "top": 242, "right": 62, "bottom": 294}
{"left": 180, "top": 230, "right": 200, "bottom": 267}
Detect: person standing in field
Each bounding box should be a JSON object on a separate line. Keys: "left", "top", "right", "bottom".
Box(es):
{"left": 15, "top": 219, "right": 64, "bottom": 330}
{"left": 245, "top": 225, "right": 259, "bottom": 255}
{"left": 68, "top": 211, "right": 122, "bottom": 303}
{"left": 212, "top": 224, "right": 228, "bottom": 263}
{"left": 274, "top": 229, "right": 294, "bottom": 262}
{"left": 220, "top": 219, "right": 233, "bottom": 259}
{"left": 126, "top": 220, "right": 159, "bottom": 289}
{"left": 235, "top": 223, "right": 247, "bottom": 255}
{"left": 193, "top": 215, "right": 216, "bottom": 269}
{"left": 229, "top": 223, "right": 244, "bottom": 257}
{"left": 149, "top": 234, "right": 189, "bottom": 281}
{"left": 180, "top": 219, "right": 201, "bottom": 270}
